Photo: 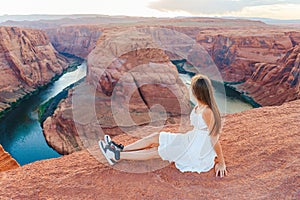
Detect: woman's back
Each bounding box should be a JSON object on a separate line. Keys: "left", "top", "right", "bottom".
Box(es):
{"left": 158, "top": 105, "right": 216, "bottom": 173}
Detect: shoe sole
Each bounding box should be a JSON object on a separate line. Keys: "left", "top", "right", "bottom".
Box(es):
{"left": 99, "top": 140, "right": 115, "bottom": 166}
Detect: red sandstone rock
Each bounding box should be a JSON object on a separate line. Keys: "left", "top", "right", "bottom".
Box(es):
{"left": 43, "top": 19, "right": 300, "bottom": 106}
{"left": 87, "top": 29, "right": 191, "bottom": 115}
{"left": 0, "top": 144, "right": 19, "bottom": 172}
{"left": 0, "top": 26, "right": 68, "bottom": 113}
{"left": 196, "top": 31, "right": 294, "bottom": 82}
{"left": 43, "top": 29, "right": 191, "bottom": 154}
{"left": 42, "top": 24, "right": 300, "bottom": 154}
{"left": 192, "top": 29, "right": 300, "bottom": 106}
{"left": 238, "top": 44, "right": 300, "bottom": 106}
{"left": 45, "top": 25, "right": 103, "bottom": 58}
{"left": 42, "top": 88, "right": 87, "bottom": 155}
{"left": 2, "top": 100, "right": 300, "bottom": 199}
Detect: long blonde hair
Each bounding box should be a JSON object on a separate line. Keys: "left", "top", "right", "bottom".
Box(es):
{"left": 191, "top": 74, "right": 221, "bottom": 136}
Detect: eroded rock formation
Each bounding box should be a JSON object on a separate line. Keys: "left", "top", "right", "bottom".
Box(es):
{"left": 0, "top": 144, "right": 19, "bottom": 172}
{"left": 43, "top": 29, "right": 191, "bottom": 154}
{"left": 42, "top": 25, "right": 300, "bottom": 154}
{"left": 239, "top": 44, "right": 300, "bottom": 106}
{"left": 0, "top": 26, "right": 68, "bottom": 114}
{"left": 196, "top": 31, "right": 293, "bottom": 82}
{"left": 2, "top": 99, "right": 300, "bottom": 199}
{"left": 45, "top": 25, "right": 103, "bottom": 58}
{"left": 44, "top": 19, "right": 300, "bottom": 106}
{"left": 195, "top": 30, "right": 300, "bottom": 106}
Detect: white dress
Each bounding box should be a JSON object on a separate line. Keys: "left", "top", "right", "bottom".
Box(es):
{"left": 158, "top": 105, "right": 217, "bottom": 173}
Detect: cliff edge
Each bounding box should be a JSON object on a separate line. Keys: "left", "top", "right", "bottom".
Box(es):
{"left": 0, "top": 144, "right": 19, "bottom": 172}
{"left": 0, "top": 99, "right": 299, "bottom": 199}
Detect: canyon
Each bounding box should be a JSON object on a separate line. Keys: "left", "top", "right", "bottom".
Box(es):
{"left": 196, "top": 29, "right": 300, "bottom": 106}
{"left": 39, "top": 19, "right": 300, "bottom": 155}
{"left": 39, "top": 18, "right": 300, "bottom": 106}
{"left": 0, "top": 26, "right": 68, "bottom": 116}
{"left": 43, "top": 29, "right": 191, "bottom": 154}
{"left": 0, "top": 17, "right": 299, "bottom": 198}
{"left": 240, "top": 44, "right": 300, "bottom": 106}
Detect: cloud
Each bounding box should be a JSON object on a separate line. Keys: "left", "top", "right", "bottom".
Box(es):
{"left": 148, "top": 0, "right": 300, "bottom": 15}
{"left": 231, "top": 3, "right": 300, "bottom": 20}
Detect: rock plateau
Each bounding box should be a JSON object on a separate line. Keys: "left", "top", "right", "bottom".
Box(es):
{"left": 1, "top": 99, "right": 299, "bottom": 199}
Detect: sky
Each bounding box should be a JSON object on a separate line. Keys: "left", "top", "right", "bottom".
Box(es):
{"left": 0, "top": 0, "right": 300, "bottom": 20}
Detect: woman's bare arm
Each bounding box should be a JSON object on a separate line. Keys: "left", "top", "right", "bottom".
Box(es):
{"left": 212, "top": 139, "right": 227, "bottom": 177}
{"left": 202, "top": 107, "right": 228, "bottom": 177}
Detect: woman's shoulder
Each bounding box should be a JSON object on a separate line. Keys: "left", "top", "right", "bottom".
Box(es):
{"left": 203, "top": 106, "right": 212, "bottom": 114}
{"left": 202, "top": 106, "right": 212, "bottom": 116}
{"left": 202, "top": 106, "right": 213, "bottom": 124}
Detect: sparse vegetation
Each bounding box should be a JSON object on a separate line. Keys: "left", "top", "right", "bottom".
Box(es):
{"left": 38, "top": 78, "right": 84, "bottom": 124}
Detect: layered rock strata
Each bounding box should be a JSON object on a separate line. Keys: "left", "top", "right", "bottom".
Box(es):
{"left": 239, "top": 45, "right": 300, "bottom": 106}
{"left": 43, "top": 29, "right": 191, "bottom": 154}
{"left": 196, "top": 30, "right": 300, "bottom": 106}
{"left": 44, "top": 20, "right": 300, "bottom": 106}
{"left": 43, "top": 26, "right": 300, "bottom": 154}
{"left": 0, "top": 26, "right": 68, "bottom": 114}
{"left": 0, "top": 144, "right": 19, "bottom": 172}
{"left": 45, "top": 25, "right": 103, "bottom": 58}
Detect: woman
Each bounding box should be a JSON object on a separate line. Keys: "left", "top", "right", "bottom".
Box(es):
{"left": 99, "top": 74, "right": 227, "bottom": 177}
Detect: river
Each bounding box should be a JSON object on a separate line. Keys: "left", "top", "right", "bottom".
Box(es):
{"left": 179, "top": 74, "right": 253, "bottom": 114}
{"left": 0, "top": 64, "right": 252, "bottom": 166}
{"left": 0, "top": 62, "right": 87, "bottom": 165}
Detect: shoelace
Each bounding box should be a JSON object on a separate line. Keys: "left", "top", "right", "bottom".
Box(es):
{"left": 111, "top": 140, "right": 124, "bottom": 151}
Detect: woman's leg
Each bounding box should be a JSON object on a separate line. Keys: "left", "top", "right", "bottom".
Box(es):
{"left": 120, "top": 147, "right": 160, "bottom": 160}
{"left": 123, "top": 132, "right": 159, "bottom": 151}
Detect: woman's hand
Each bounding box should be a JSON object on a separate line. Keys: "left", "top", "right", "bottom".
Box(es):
{"left": 214, "top": 162, "right": 228, "bottom": 178}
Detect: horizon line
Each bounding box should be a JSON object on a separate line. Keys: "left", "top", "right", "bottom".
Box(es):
{"left": 1, "top": 14, "right": 300, "bottom": 22}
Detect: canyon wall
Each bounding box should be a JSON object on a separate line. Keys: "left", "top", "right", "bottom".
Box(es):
{"left": 196, "top": 30, "right": 300, "bottom": 106}
{"left": 0, "top": 144, "right": 19, "bottom": 172}
{"left": 196, "top": 31, "right": 293, "bottom": 82}
{"left": 239, "top": 44, "right": 300, "bottom": 106}
{"left": 45, "top": 25, "right": 103, "bottom": 58}
{"left": 43, "top": 19, "right": 300, "bottom": 106}
{"left": 0, "top": 26, "right": 68, "bottom": 114}
{"left": 2, "top": 99, "right": 300, "bottom": 199}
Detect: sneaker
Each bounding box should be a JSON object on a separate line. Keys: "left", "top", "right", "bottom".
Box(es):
{"left": 99, "top": 140, "right": 120, "bottom": 165}
{"left": 104, "top": 135, "right": 124, "bottom": 151}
